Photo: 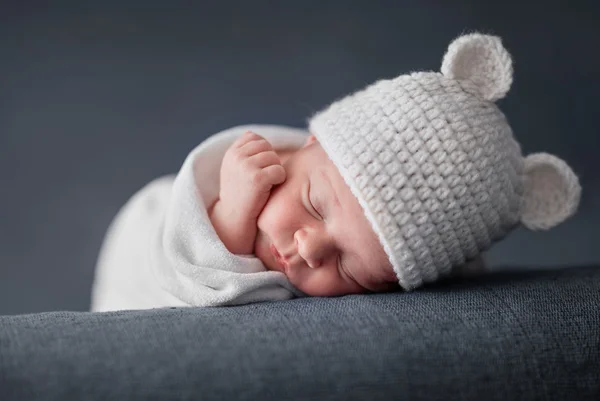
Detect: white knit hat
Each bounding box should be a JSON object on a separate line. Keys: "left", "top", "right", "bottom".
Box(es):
{"left": 308, "top": 33, "right": 581, "bottom": 290}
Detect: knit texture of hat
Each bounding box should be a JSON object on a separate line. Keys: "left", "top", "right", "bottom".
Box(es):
{"left": 309, "top": 33, "right": 581, "bottom": 290}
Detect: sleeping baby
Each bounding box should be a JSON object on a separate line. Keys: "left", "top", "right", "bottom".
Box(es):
{"left": 91, "top": 33, "right": 581, "bottom": 311}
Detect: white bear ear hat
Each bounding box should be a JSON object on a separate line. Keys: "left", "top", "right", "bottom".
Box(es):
{"left": 309, "top": 33, "right": 581, "bottom": 290}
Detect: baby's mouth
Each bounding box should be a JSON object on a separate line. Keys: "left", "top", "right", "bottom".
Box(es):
{"left": 270, "top": 244, "right": 289, "bottom": 271}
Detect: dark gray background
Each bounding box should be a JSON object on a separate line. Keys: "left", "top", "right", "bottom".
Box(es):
{"left": 1, "top": 1, "right": 598, "bottom": 315}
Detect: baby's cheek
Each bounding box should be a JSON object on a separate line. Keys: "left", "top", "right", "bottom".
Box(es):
{"left": 288, "top": 267, "right": 364, "bottom": 297}
{"left": 261, "top": 200, "right": 296, "bottom": 237}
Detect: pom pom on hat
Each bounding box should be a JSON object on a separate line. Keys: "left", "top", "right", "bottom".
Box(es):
{"left": 520, "top": 153, "right": 581, "bottom": 230}
{"left": 441, "top": 33, "right": 513, "bottom": 101}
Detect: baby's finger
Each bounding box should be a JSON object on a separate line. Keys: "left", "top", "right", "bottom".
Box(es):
{"left": 239, "top": 137, "right": 273, "bottom": 157}
{"left": 247, "top": 150, "right": 281, "bottom": 169}
{"left": 255, "top": 165, "right": 286, "bottom": 189}
{"left": 232, "top": 131, "right": 265, "bottom": 148}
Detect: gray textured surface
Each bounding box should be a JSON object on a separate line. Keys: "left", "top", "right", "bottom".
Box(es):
{"left": 1, "top": 266, "right": 599, "bottom": 400}
{"left": 1, "top": 1, "right": 600, "bottom": 314}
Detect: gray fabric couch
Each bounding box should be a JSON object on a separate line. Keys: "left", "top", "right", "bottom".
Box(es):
{"left": 1, "top": 266, "right": 599, "bottom": 400}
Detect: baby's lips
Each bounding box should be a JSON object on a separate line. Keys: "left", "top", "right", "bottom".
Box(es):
{"left": 270, "top": 244, "right": 288, "bottom": 270}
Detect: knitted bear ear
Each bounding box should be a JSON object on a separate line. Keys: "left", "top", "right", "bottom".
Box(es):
{"left": 520, "top": 153, "right": 581, "bottom": 231}
{"left": 441, "top": 33, "right": 513, "bottom": 102}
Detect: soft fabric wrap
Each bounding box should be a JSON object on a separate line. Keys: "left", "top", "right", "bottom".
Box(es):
{"left": 91, "top": 125, "right": 308, "bottom": 311}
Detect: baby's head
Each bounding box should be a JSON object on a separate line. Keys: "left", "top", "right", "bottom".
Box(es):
{"left": 255, "top": 33, "right": 581, "bottom": 296}
{"left": 254, "top": 134, "right": 399, "bottom": 296}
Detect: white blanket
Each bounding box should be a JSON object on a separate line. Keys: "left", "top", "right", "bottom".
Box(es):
{"left": 91, "top": 125, "right": 308, "bottom": 311}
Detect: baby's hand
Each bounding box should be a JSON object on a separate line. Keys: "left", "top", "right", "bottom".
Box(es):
{"left": 209, "top": 131, "right": 285, "bottom": 255}
{"left": 219, "top": 131, "right": 286, "bottom": 220}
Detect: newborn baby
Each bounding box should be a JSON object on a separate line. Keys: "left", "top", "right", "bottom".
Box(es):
{"left": 91, "top": 33, "right": 580, "bottom": 311}
{"left": 208, "top": 131, "right": 398, "bottom": 296}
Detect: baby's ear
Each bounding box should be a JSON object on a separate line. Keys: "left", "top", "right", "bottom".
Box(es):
{"left": 441, "top": 33, "right": 513, "bottom": 102}
{"left": 520, "top": 153, "right": 581, "bottom": 231}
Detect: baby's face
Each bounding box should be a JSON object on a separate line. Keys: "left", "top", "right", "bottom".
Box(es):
{"left": 254, "top": 135, "right": 398, "bottom": 296}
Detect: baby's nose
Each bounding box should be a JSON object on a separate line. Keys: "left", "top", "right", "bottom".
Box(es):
{"left": 294, "top": 228, "right": 335, "bottom": 268}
